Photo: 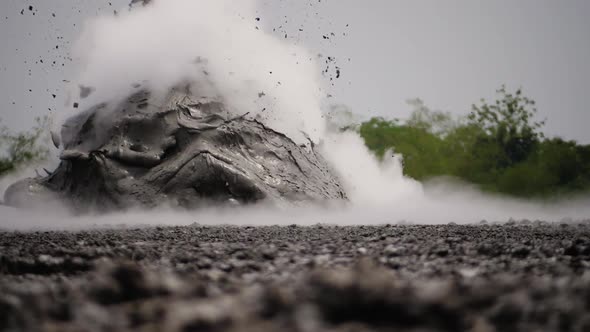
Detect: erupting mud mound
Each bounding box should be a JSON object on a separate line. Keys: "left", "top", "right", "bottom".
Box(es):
{"left": 4, "top": 89, "right": 346, "bottom": 212}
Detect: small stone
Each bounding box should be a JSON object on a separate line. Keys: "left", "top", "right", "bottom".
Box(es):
{"left": 435, "top": 248, "right": 449, "bottom": 257}
{"left": 511, "top": 246, "right": 530, "bottom": 258}
{"left": 383, "top": 245, "right": 404, "bottom": 257}
{"left": 564, "top": 245, "right": 580, "bottom": 257}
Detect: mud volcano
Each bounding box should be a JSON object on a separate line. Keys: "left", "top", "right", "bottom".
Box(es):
{"left": 4, "top": 89, "right": 347, "bottom": 212}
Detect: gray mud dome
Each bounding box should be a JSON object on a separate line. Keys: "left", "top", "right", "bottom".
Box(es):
{"left": 1, "top": 223, "right": 590, "bottom": 331}
{"left": 4, "top": 90, "right": 346, "bottom": 212}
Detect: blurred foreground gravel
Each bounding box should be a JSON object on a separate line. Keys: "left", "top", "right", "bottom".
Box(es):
{"left": 1, "top": 222, "right": 590, "bottom": 332}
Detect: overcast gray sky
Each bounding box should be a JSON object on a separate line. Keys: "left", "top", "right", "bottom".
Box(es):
{"left": 1, "top": 0, "right": 589, "bottom": 142}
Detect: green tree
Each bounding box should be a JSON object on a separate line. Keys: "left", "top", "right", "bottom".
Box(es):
{"left": 468, "top": 86, "right": 545, "bottom": 167}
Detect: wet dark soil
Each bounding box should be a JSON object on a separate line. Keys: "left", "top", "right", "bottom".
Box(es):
{"left": 1, "top": 222, "right": 590, "bottom": 332}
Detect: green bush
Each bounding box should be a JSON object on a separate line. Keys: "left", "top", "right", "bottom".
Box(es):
{"left": 358, "top": 87, "right": 590, "bottom": 198}
{"left": 360, "top": 118, "right": 450, "bottom": 180}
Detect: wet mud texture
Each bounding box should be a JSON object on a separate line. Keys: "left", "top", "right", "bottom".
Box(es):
{"left": 4, "top": 90, "right": 346, "bottom": 212}
{"left": 2, "top": 222, "right": 590, "bottom": 332}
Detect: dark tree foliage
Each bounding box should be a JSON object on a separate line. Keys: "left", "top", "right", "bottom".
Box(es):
{"left": 359, "top": 87, "right": 590, "bottom": 198}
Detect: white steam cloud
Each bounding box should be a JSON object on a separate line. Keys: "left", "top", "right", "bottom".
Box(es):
{"left": 64, "top": 0, "right": 325, "bottom": 143}
{"left": 2, "top": 0, "right": 590, "bottom": 229}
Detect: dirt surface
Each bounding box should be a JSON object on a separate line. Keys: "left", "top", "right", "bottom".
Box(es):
{"left": 1, "top": 222, "right": 590, "bottom": 332}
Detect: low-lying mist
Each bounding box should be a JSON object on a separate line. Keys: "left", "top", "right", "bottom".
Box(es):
{"left": 2, "top": 180, "right": 590, "bottom": 230}
{"left": 2, "top": 0, "right": 589, "bottom": 230}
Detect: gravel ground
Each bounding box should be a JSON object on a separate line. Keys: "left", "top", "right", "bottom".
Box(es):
{"left": 1, "top": 222, "right": 590, "bottom": 332}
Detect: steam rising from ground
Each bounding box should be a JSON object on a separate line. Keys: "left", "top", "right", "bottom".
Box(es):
{"left": 2, "top": 0, "right": 589, "bottom": 229}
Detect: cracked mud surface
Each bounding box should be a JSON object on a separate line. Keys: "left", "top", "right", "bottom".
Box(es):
{"left": 2, "top": 222, "right": 590, "bottom": 332}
